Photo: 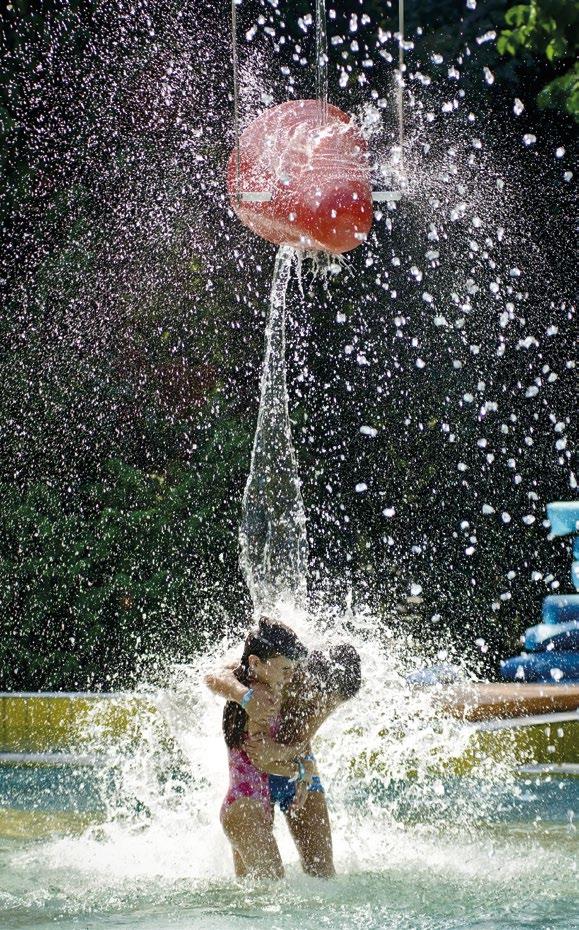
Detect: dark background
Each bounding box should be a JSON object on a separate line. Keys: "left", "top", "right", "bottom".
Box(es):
{"left": 0, "top": 0, "right": 576, "bottom": 689}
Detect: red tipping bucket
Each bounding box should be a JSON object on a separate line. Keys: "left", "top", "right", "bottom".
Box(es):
{"left": 227, "top": 100, "right": 373, "bottom": 254}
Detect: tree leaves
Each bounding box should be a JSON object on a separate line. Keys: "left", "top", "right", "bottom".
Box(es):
{"left": 498, "top": 0, "right": 579, "bottom": 118}
{"left": 538, "top": 61, "right": 579, "bottom": 119}
{"left": 0, "top": 445, "right": 251, "bottom": 690}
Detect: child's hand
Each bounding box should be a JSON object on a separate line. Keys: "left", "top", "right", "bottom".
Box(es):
{"left": 292, "top": 778, "right": 309, "bottom": 810}
{"left": 291, "top": 763, "right": 314, "bottom": 811}
{"left": 243, "top": 734, "right": 309, "bottom": 775}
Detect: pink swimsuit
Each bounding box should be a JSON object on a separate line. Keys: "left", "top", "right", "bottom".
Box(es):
{"left": 220, "top": 717, "right": 280, "bottom": 822}
{"left": 220, "top": 746, "right": 272, "bottom": 820}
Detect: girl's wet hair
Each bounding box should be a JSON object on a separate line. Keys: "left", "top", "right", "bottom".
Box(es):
{"left": 222, "top": 618, "right": 308, "bottom": 749}
{"left": 240, "top": 616, "right": 308, "bottom": 669}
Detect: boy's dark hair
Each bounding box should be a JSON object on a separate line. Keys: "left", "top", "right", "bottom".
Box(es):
{"left": 306, "top": 643, "right": 362, "bottom": 699}
{"left": 222, "top": 618, "right": 307, "bottom": 749}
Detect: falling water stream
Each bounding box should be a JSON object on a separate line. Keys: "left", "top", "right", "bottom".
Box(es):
{"left": 239, "top": 245, "right": 308, "bottom": 615}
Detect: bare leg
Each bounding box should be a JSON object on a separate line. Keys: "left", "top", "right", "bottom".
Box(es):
{"left": 232, "top": 849, "right": 248, "bottom": 878}
{"left": 285, "top": 790, "right": 335, "bottom": 878}
{"left": 221, "top": 798, "right": 284, "bottom": 879}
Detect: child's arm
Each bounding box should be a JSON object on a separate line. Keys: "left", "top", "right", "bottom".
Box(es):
{"left": 276, "top": 692, "right": 344, "bottom": 745}
{"left": 204, "top": 663, "right": 246, "bottom": 703}
{"left": 243, "top": 732, "right": 309, "bottom": 776}
{"left": 204, "top": 665, "right": 278, "bottom": 729}
{"left": 290, "top": 694, "right": 344, "bottom": 743}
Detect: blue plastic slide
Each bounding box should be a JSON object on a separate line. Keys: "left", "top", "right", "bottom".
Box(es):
{"left": 501, "top": 651, "right": 579, "bottom": 683}
{"left": 542, "top": 594, "right": 579, "bottom": 624}
{"left": 524, "top": 621, "right": 579, "bottom": 652}
{"left": 547, "top": 501, "right": 579, "bottom": 537}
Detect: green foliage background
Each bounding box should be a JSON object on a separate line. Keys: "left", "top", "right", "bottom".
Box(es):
{"left": 498, "top": 0, "right": 578, "bottom": 119}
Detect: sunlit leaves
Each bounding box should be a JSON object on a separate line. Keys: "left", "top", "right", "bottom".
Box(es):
{"left": 498, "top": 0, "right": 579, "bottom": 119}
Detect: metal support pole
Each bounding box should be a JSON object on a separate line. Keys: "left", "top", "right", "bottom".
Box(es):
{"left": 231, "top": 0, "right": 241, "bottom": 202}
{"left": 398, "top": 0, "right": 405, "bottom": 171}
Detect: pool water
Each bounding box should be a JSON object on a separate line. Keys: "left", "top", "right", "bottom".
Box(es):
{"left": 1, "top": 763, "right": 577, "bottom": 930}
{"left": 1, "top": 637, "right": 577, "bottom": 930}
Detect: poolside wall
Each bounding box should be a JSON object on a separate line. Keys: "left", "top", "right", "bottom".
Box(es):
{"left": 0, "top": 693, "right": 576, "bottom": 771}
{"left": 0, "top": 693, "right": 154, "bottom": 753}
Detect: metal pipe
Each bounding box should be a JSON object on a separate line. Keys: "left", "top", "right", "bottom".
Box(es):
{"left": 231, "top": 0, "right": 241, "bottom": 202}
{"left": 398, "top": 0, "right": 405, "bottom": 171}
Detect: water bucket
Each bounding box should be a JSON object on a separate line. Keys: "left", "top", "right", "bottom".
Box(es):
{"left": 227, "top": 100, "right": 373, "bottom": 254}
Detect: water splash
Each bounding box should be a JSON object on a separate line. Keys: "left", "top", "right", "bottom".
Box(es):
{"left": 3, "top": 611, "right": 577, "bottom": 929}
{"left": 239, "top": 245, "right": 308, "bottom": 617}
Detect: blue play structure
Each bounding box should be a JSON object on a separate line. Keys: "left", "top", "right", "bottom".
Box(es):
{"left": 501, "top": 500, "right": 579, "bottom": 683}
{"left": 547, "top": 501, "right": 579, "bottom": 537}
